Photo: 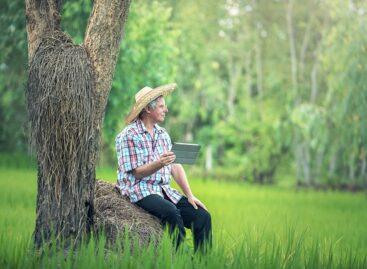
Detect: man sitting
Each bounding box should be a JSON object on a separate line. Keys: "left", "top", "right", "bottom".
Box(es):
{"left": 115, "top": 83, "right": 212, "bottom": 252}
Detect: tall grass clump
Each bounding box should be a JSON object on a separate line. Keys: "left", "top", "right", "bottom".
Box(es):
{"left": 1, "top": 225, "right": 366, "bottom": 268}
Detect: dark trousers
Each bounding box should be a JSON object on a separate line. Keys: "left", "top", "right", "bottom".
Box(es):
{"left": 135, "top": 192, "right": 212, "bottom": 252}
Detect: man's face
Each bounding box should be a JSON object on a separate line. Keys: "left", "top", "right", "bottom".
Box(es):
{"left": 147, "top": 96, "right": 168, "bottom": 123}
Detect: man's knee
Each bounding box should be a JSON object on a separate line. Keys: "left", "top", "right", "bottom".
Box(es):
{"left": 161, "top": 206, "right": 183, "bottom": 225}
{"left": 161, "top": 206, "right": 186, "bottom": 242}
{"left": 195, "top": 209, "right": 211, "bottom": 230}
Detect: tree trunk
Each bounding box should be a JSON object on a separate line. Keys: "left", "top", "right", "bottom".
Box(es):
{"left": 255, "top": 36, "right": 263, "bottom": 98}
{"left": 227, "top": 54, "right": 241, "bottom": 118}
{"left": 361, "top": 151, "right": 366, "bottom": 185}
{"left": 245, "top": 51, "right": 253, "bottom": 98}
{"left": 310, "top": 61, "right": 318, "bottom": 103}
{"left": 25, "top": 0, "right": 131, "bottom": 248}
{"left": 286, "top": 0, "right": 305, "bottom": 186}
{"left": 286, "top": 0, "right": 298, "bottom": 100}
{"left": 205, "top": 144, "right": 213, "bottom": 172}
{"left": 328, "top": 150, "right": 337, "bottom": 179}
{"left": 299, "top": 18, "right": 311, "bottom": 82}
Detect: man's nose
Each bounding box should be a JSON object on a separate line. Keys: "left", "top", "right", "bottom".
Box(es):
{"left": 165, "top": 107, "right": 169, "bottom": 113}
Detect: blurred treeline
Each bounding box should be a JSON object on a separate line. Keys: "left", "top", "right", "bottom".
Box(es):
{"left": 1, "top": 0, "right": 366, "bottom": 188}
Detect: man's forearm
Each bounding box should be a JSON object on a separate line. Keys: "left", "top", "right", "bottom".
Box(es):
{"left": 171, "top": 164, "right": 194, "bottom": 198}
{"left": 133, "top": 161, "right": 163, "bottom": 180}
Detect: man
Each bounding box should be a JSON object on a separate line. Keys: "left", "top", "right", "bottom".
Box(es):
{"left": 115, "top": 83, "right": 212, "bottom": 252}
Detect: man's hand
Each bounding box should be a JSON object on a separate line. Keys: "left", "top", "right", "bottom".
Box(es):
{"left": 133, "top": 152, "right": 175, "bottom": 180}
{"left": 158, "top": 151, "right": 176, "bottom": 167}
{"left": 187, "top": 195, "right": 208, "bottom": 211}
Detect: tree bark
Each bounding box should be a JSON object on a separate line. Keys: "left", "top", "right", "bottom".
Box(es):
{"left": 84, "top": 0, "right": 131, "bottom": 128}
{"left": 226, "top": 54, "right": 241, "bottom": 117}
{"left": 245, "top": 51, "right": 253, "bottom": 97}
{"left": 299, "top": 18, "right": 311, "bottom": 81}
{"left": 25, "top": 0, "right": 62, "bottom": 61}
{"left": 286, "top": 0, "right": 305, "bottom": 185}
{"left": 205, "top": 145, "right": 213, "bottom": 172}
{"left": 25, "top": 0, "right": 131, "bottom": 248}
{"left": 310, "top": 59, "right": 318, "bottom": 103}
{"left": 361, "top": 151, "right": 366, "bottom": 184}
{"left": 286, "top": 0, "right": 298, "bottom": 99}
{"left": 255, "top": 35, "right": 263, "bottom": 98}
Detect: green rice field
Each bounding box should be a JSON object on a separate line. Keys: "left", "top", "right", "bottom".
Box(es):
{"left": 1, "top": 167, "right": 366, "bottom": 268}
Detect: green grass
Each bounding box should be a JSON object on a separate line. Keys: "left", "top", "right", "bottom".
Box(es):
{"left": 1, "top": 167, "right": 367, "bottom": 268}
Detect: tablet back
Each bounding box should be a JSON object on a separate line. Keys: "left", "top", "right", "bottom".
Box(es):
{"left": 171, "top": 142, "right": 201, "bottom": 165}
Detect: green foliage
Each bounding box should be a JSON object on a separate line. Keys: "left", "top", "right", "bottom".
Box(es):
{"left": 0, "top": 0, "right": 28, "bottom": 152}
{"left": 102, "top": 1, "right": 180, "bottom": 164}
{"left": 0, "top": 152, "right": 35, "bottom": 168}
{"left": 0, "top": 0, "right": 366, "bottom": 187}
{"left": 212, "top": 115, "right": 279, "bottom": 183}
{"left": 319, "top": 4, "right": 367, "bottom": 184}
{"left": 61, "top": 0, "right": 93, "bottom": 44}
{"left": 289, "top": 1, "right": 367, "bottom": 186}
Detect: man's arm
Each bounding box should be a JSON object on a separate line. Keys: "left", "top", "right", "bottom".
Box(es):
{"left": 171, "top": 164, "right": 208, "bottom": 211}
{"left": 171, "top": 163, "right": 194, "bottom": 198}
{"left": 133, "top": 152, "right": 175, "bottom": 180}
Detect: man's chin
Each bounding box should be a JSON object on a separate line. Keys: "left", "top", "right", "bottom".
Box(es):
{"left": 156, "top": 117, "right": 165, "bottom": 123}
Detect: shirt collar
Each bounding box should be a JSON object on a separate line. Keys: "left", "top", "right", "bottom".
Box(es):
{"left": 135, "top": 118, "right": 164, "bottom": 134}
{"left": 154, "top": 123, "right": 164, "bottom": 134}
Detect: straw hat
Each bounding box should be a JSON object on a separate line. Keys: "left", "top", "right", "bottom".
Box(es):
{"left": 125, "top": 83, "right": 177, "bottom": 124}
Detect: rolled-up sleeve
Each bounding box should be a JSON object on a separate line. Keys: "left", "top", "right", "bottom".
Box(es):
{"left": 116, "top": 134, "right": 144, "bottom": 173}
{"left": 163, "top": 132, "right": 172, "bottom": 151}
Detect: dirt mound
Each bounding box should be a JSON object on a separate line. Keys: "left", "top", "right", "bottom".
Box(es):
{"left": 93, "top": 180, "right": 163, "bottom": 247}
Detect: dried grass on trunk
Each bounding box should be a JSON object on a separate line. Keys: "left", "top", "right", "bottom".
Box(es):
{"left": 26, "top": 30, "right": 96, "bottom": 246}
{"left": 27, "top": 30, "right": 95, "bottom": 203}
{"left": 94, "top": 180, "right": 163, "bottom": 248}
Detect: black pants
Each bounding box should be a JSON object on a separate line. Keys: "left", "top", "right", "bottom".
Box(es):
{"left": 135, "top": 192, "right": 212, "bottom": 252}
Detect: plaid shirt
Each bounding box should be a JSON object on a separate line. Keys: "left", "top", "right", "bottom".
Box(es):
{"left": 115, "top": 118, "right": 183, "bottom": 204}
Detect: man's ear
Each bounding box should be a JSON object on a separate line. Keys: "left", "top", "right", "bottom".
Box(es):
{"left": 144, "top": 106, "right": 151, "bottom": 114}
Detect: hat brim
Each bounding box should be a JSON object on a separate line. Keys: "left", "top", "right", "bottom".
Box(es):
{"left": 125, "top": 83, "right": 176, "bottom": 124}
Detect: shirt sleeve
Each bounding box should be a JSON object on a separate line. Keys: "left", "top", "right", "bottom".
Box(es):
{"left": 116, "top": 134, "right": 145, "bottom": 173}
{"left": 163, "top": 132, "right": 173, "bottom": 174}
{"left": 164, "top": 132, "right": 172, "bottom": 151}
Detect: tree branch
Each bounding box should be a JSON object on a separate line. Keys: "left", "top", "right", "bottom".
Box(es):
{"left": 84, "top": 0, "right": 131, "bottom": 128}
{"left": 25, "top": 0, "right": 62, "bottom": 62}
